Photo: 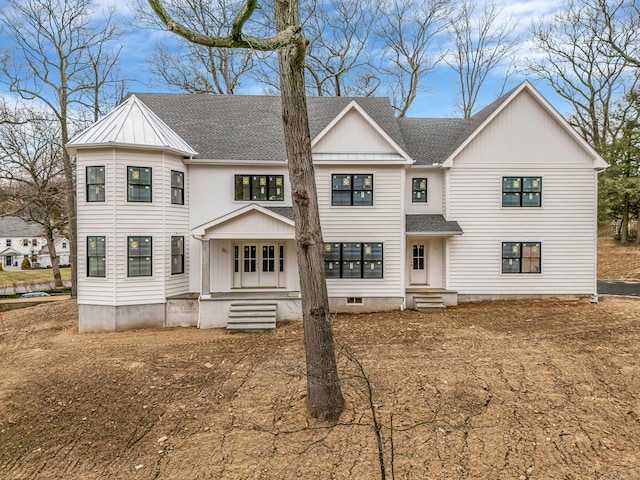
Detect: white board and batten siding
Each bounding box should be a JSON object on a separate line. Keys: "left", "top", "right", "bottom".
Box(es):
{"left": 447, "top": 90, "right": 600, "bottom": 296}
{"left": 77, "top": 147, "right": 190, "bottom": 306}
{"left": 315, "top": 165, "right": 404, "bottom": 298}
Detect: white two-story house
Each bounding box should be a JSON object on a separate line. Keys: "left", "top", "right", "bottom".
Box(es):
{"left": 66, "top": 81, "right": 607, "bottom": 332}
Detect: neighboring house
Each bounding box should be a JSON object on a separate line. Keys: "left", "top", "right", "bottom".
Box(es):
{"left": 0, "top": 216, "right": 70, "bottom": 268}
{"left": 66, "top": 81, "right": 608, "bottom": 333}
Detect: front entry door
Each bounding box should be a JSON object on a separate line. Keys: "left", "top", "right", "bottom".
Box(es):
{"left": 409, "top": 243, "right": 428, "bottom": 285}
{"left": 239, "top": 243, "right": 279, "bottom": 288}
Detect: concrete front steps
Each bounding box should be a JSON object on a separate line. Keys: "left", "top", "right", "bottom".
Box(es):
{"left": 414, "top": 292, "right": 446, "bottom": 312}
{"left": 227, "top": 301, "right": 277, "bottom": 331}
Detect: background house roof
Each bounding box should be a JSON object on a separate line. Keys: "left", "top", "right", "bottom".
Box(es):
{"left": 0, "top": 216, "right": 43, "bottom": 237}
{"left": 131, "top": 94, "right": 406, "bottom": 161}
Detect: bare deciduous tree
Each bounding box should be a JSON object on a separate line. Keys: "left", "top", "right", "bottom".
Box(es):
{"left": 598, "top": 0, "right": 640, "bottom": 68}
{"left": 446, "top": 0, "right": 519, "bottom": 118}
{"left": 135, "top": 0, "right": 257, "bottom": 94}
{"left": 303, "top": 0, "right": 379, "bottom": 97}
{"left": 0, "top": 103, "right": 67, "bottom": 286}
{"left": 0, "top": 0, "right": 124, "bottom": 296}
{"left": 378, "top": 0, "right": 451, "bottom": 117}
{"left": 147, "top": 0, "right": 344, "bottom": 421}
{"left": 527, "top": 0, "right": 639, "bottom": 153}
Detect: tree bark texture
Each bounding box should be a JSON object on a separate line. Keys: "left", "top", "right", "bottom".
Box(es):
{"left": 44, "top": 225, "right": 63, "bottom": 288}
{"left": 275, "top": 0, "right": 344, "bottom": 421}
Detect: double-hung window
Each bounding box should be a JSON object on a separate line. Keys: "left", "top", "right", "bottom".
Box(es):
{"left": 324, "top": 242, "right": 383, "bottom": 279}
{"left": 331, "top": 174, "right": 373, "bottom": 206}
{"left": 127, "top": 167, "right": 152, "bottom": 202}
{"left": 171, "top": 236, "right": 184, "bottom": 274}
{"left": 86, "top": 166, "right": 105, "bottom": 202}
{"left": 502, "top": 242, "right": 541, "bottom": 274}
{"left": 412, "top": 178, "right": 427, "bottom": 203}
{"left": 234, "top": 175, "right": 284, "bottom": 201}
{"left": 171, "top": 171, "right": 184, "bottom": 205}
{"left": 87, "top": 236, "right": 106, "bottom": 278}
{"left": 128, "top": 236, "right": 152, "bottom": 277}
{"left": 502, "top": 176, "right": 541, "bottom": 207}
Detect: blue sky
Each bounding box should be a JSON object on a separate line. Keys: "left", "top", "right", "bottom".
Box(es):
{"left": 0, "top": 0, "right": 571, "bottom": 119}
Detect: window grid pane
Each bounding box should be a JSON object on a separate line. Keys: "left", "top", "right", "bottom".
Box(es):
{"left": 87, "top": 236, "right": 106, "bottom": 278}
{"left": 235, "top": 174, "right": 284, "bottom": 201}
{"left": 171, "top": 171, "right": 184, "bottom": 205}
{"left": 331, "top": 174, "right": 373, "bottom": 206}
{"left": 502, "top": 242, "right": 541, "bottom": 274}
{"left": 127, "top": 167, "right": 152, "bottom": 203}
{"left": 502, "top": 176, "right": 541, "bottom": 207}
{"left": 86, "top": 166, "right": 105, "bottom": 202}
{"left": 323, "top": 242, "right": 383, "bottom": 279}
{"left": 128, "top": 236, "right": 152, "bottom": 277}
{"left": 171, "top": 236, "right": 184, "bottom": 275}
{"left": 412, "top": 178, "right": 427, "bottom": 203}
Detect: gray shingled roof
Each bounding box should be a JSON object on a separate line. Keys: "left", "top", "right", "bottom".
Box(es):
{"left": 406, "top": 215, "right": 463, "bottom": 234}
{"left": 131, "top": 94, "right": 405, "bottom": 161}
{"left": 0, "top": 216, "right": 43, "bottom": 237}
{"left": 264, "top": 206, "right": 294, "bottom": 220}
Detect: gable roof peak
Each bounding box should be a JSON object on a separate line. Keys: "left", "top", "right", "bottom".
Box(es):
{"left": 66, "top": 94, "right": 197, "bottom": 157}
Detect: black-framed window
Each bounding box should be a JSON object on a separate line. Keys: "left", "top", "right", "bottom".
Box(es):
{"left": 128, "top": 236, "right": 152, "bottom": 277}
{"left": 171, "top": 236, "right": 184, "bottom": 275}
{"left": 331, "top": 174, "right": 373, "bottom": 206}
{"left": 502, "top": 176, "right": 541, "bottom": 207}
{"left": 502, "top": 242, "right": 541, "bottom": 274}
{"left": 87, "top": 236, "right": 106, "bottom": 278}
{"left": 86, "top": 166, "right": 105, "bottom": 202}
{"left": 6, "top": 239, "right": 10, "bottom": 247}
{"left": 234, "top": 175, "right": 285, "bottom": 201}
{"left": 171, "top": 170, "right": 184, "bottom": 205}
{"left": 412, "top": 178, "right": 427, "bottom": 203}
{"left": 127, "top": 167, "right": 152, "bottom": 202}
{"left": 324, "top": 242, "right": 383, "bottom": 279}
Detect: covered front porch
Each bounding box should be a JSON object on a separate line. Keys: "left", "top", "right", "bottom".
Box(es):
{"left": 192, "top": 204, "right": 302, "bottom": 329}
{"left": 405, "top": 214, "right": 463, "bottom": 310}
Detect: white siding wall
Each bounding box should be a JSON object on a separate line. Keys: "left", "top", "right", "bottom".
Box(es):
{"left": 316, "top": 165, "right": 404, "bottom": 298}
{"left": 447, "top": 91, "right": 599, "bottom": 295}
{"left": 314, "top": 109, "right": 397, "bottom": 154}
{"left": 77, "top": 147, "right": 190, "bottom": 306}
{"left": 405, "top": 168, "right": 443, "bottom": 214}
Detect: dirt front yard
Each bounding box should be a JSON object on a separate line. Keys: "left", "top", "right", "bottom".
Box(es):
{"left": 1, "top": 296, "right": 639, "bottom": 479}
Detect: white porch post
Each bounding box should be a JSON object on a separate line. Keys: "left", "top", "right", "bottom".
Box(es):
{"left": 201, "top": 238, "right": 211, "bottom": 298}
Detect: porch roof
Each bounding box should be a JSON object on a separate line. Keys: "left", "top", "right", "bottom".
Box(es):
{"left": 0, "top": 247, "right": 23, "bottom": 256}
{"left": 406, "top": 215, "right": 463, "bottom": 235}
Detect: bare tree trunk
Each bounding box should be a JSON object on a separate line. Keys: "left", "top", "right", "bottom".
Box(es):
{"left": 44, "top": 225, "right": 63, "bottom": 288}
{"left": 620, "top": 194, "right": 630, "bottom": 244}
{"left": 275, "top": 0, "right": 344, "bottom": 421}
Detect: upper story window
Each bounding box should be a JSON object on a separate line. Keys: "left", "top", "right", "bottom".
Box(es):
{"left": 86, "top": 166, "right": 105, "bottom": 202}
{"left": 412, "top": 178, "right": 427, "bottom": 203}
{"left": 331, "top": 174, "right": 373, "bottom": 206}
{"left": 22, "top": 239, "right": 28, "bottom": 247}
{"left": 324, "top": 242, "right": 383, "bottom": 279}
{"left": 62, "top": 242, "right": 67, "bottom": 249}
{"left": 502, "top": 176, "right": 541, "bottom": 207}
{"left": 128, "top": 236, "right": 152, "bottom": 277}
{"left": 32, "top": 239, "right": 38, "bottom": 246}
{"left": 6, "top": 239, "right": 11, "bottom": 247}
{"left": 234, "top": 175, "right": 285, "bottom": 202}
{"left": 127, "top": 167, "right": 152, "bottom": 203}
{"left": 87, "top": 236, "right": 106, "bottom": 278}
{"left": 171, "top": 170, "right": 184, "bottom": 205}
{"left": 502, "top": 242, "right": 541, "bottom": 274}
{"left": 171, "top": 236, "right": 184, "bottom": 275}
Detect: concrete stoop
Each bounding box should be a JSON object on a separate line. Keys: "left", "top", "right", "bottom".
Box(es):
{"left": 414, "top": 293, "right": 446, "bottom": 312}
{"left": 227, "top": 301, "right": 277, "bottom": 331}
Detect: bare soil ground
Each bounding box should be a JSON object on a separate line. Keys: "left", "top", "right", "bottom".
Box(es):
{"left": 598, "top": 237, "right": 640, "bottom": 279}
{"left": 1, "top": 295, "right": 639, "bottom": 479}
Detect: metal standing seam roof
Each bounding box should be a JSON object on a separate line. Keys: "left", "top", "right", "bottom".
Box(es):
{"left": 406, "top": 215, "right": 463, "bottom": 234}
{"left": 66, "top": 95, "right": 197, "bottom": 156}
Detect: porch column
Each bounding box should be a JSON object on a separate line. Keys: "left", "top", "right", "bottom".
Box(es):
{"left": 201, "top": 238, "right": 211, "bottom": 298}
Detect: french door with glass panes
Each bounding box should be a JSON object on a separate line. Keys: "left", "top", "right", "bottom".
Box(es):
{"left": 234, "top": 243, "right": 280, "bottom": 288}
